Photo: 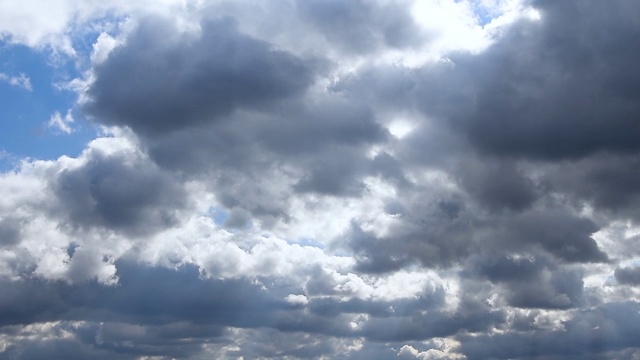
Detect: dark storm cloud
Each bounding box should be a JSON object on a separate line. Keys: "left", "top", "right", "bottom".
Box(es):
{"left": 347, "top": 193, "right": 478, "bottom": 272}
{"left": 358, "top": 295, "right": 504, "bottom": 342}
{"left": 464, "top": 254, "right": 585, "bottom": 309}
{"left": 292, "top": 146, "right": 370, "bottom": 196}
{"left": 0, "top": 326, "right": 133, "bottom": 360}
{"left": 458, "top": 301, "right": 640, "bottom": 360}
{"left": 0, "top": 260, "right": 501, "bottom": 358}
{"left": 465, "top": 254, "right": 542, "bottom": 283}
{"left": 497, "top": 210, "right": 607, "bottom": 263}
{"left": 85, "top": 16, "right": 316, "bottom": 137}
{"left": 614, "top": 266, "right": 640, "bottom": 286}
{"left": 50, "top": 148, "right": 186, "bottom": 235}
{"left": 333, "top": 0, "right": 640, "bottom": 160}
{"left": 296, "top": 0, "right": 423, "bottom": 54}
{"left": 416, "top": 0, "right": 640, "bottom": 160}
{"left": 455, "top": 160, "right": 539, "bottom": 212}
{"left": 144, "top": 95, "right": 388, "bottom": 176}
{"left": 102, "top": 261, "right": 296, "bottom": 328}
{"left": 0, "top": 262, "right": 293, "bottom": 358}
{"left": 326, "top": 0, "right": 640, "bottom": 230}
{"left": 545, "top": 154, "right": 640, "bottom": 220}
{"left": 92, "top": 322, "right": 226, "bottom": 358}
{"left": 348, "top": 201, "right": 606, "bottom": 274}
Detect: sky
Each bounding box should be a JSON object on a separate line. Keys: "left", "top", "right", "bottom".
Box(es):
{"left": 1, "top": 0, "right": 640, "bottom": 359}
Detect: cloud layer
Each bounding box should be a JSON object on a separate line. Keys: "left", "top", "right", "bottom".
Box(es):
{"left": 2, "top": 0, "right": 640, "bottom": 358}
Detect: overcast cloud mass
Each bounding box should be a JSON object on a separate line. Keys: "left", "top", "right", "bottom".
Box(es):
{"left": 1, "top": 0, "right": 640, "bottom": 358}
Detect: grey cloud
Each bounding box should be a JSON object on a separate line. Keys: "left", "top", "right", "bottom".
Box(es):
{"left": 358, "top": 304, "right": 504, "bottom": 342}
{"left": 545, "top": 154, "right": 640, "bottom": 220}
{"left": 498, "top": 210, "right": 607, "bottom": 263}
{"left": 292, "top": 146, "right": 370, "bottom": 196}
{"left": 223, "top": 207, "right": 252, "bottom": 229}
{"left": 303, "top": 266, "right": 339, "bottom": 297}
{"left": 296, "top": 0, "right": 424, "bottom": 54}
{"left": 455, "top": 160, "right": 539, "bottom": 213}
{"left": 307, "top": 288, "right": 445, "bottom": 319}
{"left": 65, "top": 246, "right": 113, "bottom": 283}
{"left": 82, "top": 9, "right": 394, "bottom": 227}
{"left": 349, "top": 201, "right": 606, "bottom": 275}
{"left": 506, "top": 268, "right": 584, "bottom": 309}
{"left": 0, "top": 261, "right": 292, "bottom": 358}
{"left": 209, "top": 328, "right": 439, "bottom": 360}
{"left": 417, "top": 0, "right": 640, "bottom": 160}
{"left": 93, "top": 322, "right": 225, "bottom": 358}
{"left": 0, "top": 333, "right": 133, "bottom": 360}
{"left": 458, "top": 301, "right": 640, "bottom": 360}
{"left": 257, "top": 98, "right": 387, "bottom": 156}
{"left": 347, "top": 194, "right": 477, "bottom": 272}
{"left": 0, "top": 259, "right": 496, "bottom": 358}
{"left": 371, "top": 152, "right": 411, "bottom": 187}
{"left": 6, "top": 0, "right": 640, "bottom": 358}
{"left": 614, "top": 266, "right": 640, "bottom": 286}
{"left": 50, "top": 148, "right": 186, "bottom": 235}
{"left": 467, "top": 254, "right": 587, "bottom": 310}
{"left": 0, "top": 217, "right": 21, "bottom": 247}
{"left": 465, "top": 254, "right": 542, "bottom": 284}
{"left": 0, "top": 261, "right": 287, "bottom": 328}
{"left": 146, "top": 94, "right": 388, "bottom": 172}
{"left": 85, "top": 16, "right": 316, "bottom": 137}
{"left": 141, "top": 96, "right": 388, "bottom": 224}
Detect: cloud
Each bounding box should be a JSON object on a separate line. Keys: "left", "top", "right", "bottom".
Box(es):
{"left": 0, "top": 217, "right": 21, "bottom": 247}
{"left": 49, "top": 139, "right": 187, "bottom": 236}
{"left": 458, "top": 302, "right": 640, "bottom": 359}
{"left": 614, "top": 266, "right": 640, "bottom": 286}
{"left": 0, "top": 73, "right": 32, "bottom": 91}
{"left": 47, "top": 110, "right": 75, "bottom": 134}
{"left": 2, "top": 0, "right": 640, "bottom": 358}
{"left": 0, "top": 0, "right": 188, "bottom": 53}
{"left": 464, "top": 254, "right": 586, "bottom": 309}
{"left": 84, "top": 16, "right": 317, "bottom": 137}
{"left": 415, "top": 0, "right": 640, "bottom": 160}
{"left": 295, "top": 0, "right": 424, "bottom": 54}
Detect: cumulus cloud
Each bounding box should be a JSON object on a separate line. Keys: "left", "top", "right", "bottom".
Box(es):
{"left": 84, "top": 16, "right": 317, "bottom": 137}
{"left": 2, "top": 0, "right": 640, "bottom": 359}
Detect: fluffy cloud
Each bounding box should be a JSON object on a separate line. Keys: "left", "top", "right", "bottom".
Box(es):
{"left": 2, "top": 0, "right": 640, "bottom": 358}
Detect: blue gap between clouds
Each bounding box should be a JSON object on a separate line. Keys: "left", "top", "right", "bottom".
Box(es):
{"left": 0, "top": 41, "right": 97, "bottom": 171}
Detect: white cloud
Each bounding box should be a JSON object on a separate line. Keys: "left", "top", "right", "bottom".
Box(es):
{"left": 0, "top": 72, "right": 32, "bottom": 91}
{"left": 0, "top": 0, "right": 192, "bottom": 53}
{"left": 90, "top": 32, "right": 120, "bottom": 64}
{"left": 285, "top": 294, "right": 309, "bottom": 305}
{"left": 47, "top": 110, "right": 75, "bottom": 134}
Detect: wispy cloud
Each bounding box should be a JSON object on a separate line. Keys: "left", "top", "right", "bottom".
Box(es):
{"left": 0, "top": 72, "right": 32, "bottom": 91}
{"left": 47, "top": 110, "right": 75, "bottom": 134}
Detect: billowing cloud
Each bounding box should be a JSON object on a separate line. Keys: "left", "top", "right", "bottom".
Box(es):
{"left": 85, "top": 16, "right": 317, "bottom": 137}
{"left": 2, "top": 0, "right": 640, "bottom": 359}
{"left": 415, "top": 0, "right": 640, "bottom": 160}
